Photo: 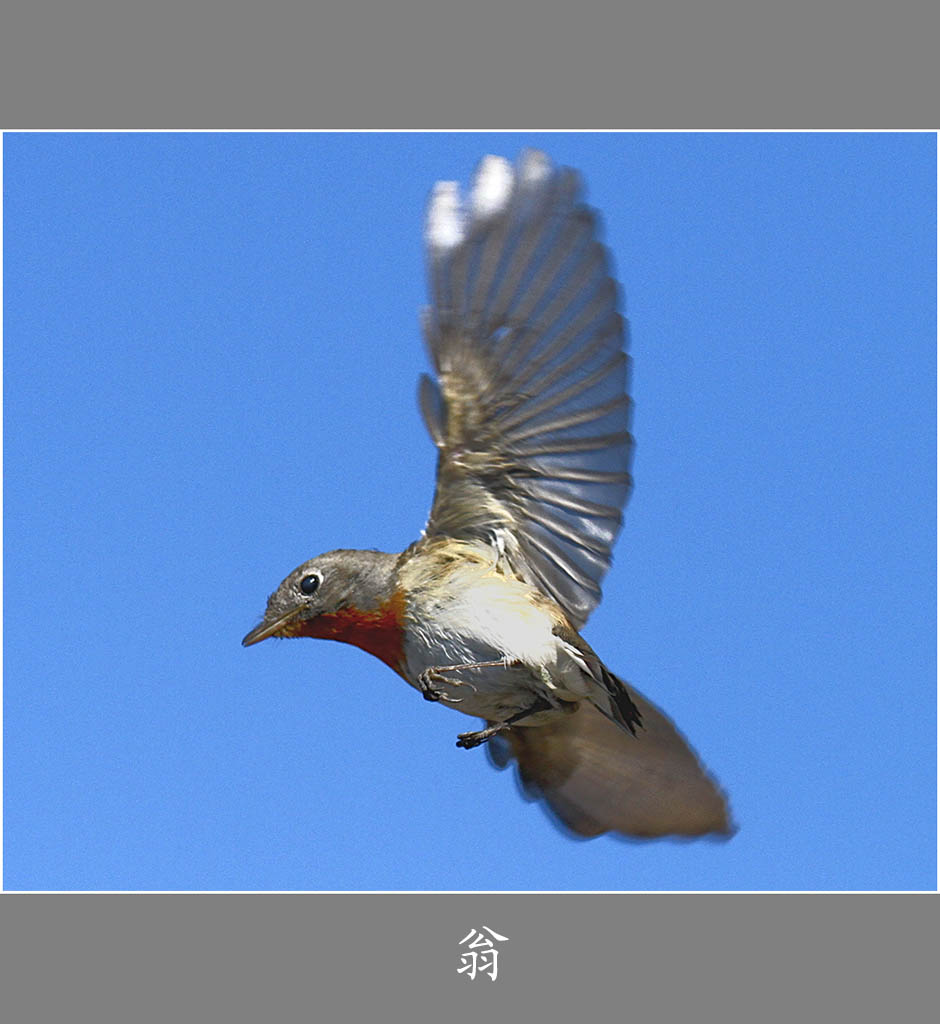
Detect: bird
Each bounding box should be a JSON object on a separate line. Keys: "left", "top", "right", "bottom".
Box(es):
{"left": 243, "top": 150, "right": 733, "bottom": 840}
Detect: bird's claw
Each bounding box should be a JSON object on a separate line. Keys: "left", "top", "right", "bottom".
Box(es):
{"left": 417, "top": 669, "right": 464, "bottom": 704}
{"left": 456, "top": 725, "right": 506, "bottom": 749}
{"left": 417, "top": 668, "right": 476, "bottom": 704}
{"left": 430, "top": 690, "right": 463, "bottom": 704}
{"left": 417, "top": 668, "right": 441, "bottom": 701}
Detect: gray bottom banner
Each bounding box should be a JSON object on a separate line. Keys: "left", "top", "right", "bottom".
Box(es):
{"left": 1, "top": 894, "right": 937, "bottom": 1022}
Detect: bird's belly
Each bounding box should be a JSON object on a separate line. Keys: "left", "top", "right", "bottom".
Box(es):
{"left": 398, "top": 560, "right": 589, "bottom": 722}
{"left": 401, "top": 620, "right": 574, "bottom": 724}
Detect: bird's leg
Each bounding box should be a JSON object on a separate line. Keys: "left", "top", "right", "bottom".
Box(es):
{"left": 456, "top": 696, "right": 554, "bottom": 749}
{"left": 417, "top": 659, "right": 516, "bottom": 704}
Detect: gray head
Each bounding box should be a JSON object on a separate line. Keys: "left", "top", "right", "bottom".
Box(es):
{"left": 242, "top": 549, "right": 399, "bottom": 646}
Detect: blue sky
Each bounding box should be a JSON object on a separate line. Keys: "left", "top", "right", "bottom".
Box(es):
{"left": 4, "top": 133, "right": 935, "bottom": 890}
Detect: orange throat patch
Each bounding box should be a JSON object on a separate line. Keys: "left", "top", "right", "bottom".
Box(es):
{"left": 283, "top": 590, "right": 407, "bottom": 672}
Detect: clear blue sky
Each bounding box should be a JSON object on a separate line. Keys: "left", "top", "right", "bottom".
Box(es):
{"left": 4, "top": 133, "right": 935, "bottom": 890}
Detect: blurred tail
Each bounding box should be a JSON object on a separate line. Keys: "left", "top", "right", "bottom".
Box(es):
{"left": 490, "top": 683, "right": 734, "bottom": 840}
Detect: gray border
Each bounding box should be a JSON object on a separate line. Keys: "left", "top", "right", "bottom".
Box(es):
{"left": 2, "top": 1, "right": 938, "bottom": 1020}
{"left": 0, "top": 894, "right": 938, "bottom": 1021}
{"left": 0, "top": 2, "right": 938, "bottom": 127}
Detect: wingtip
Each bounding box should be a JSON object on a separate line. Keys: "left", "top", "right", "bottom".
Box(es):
{"left": 428, "top": 150, "right": 558, "bottom": 248}
{"left": 425, "top": 180, "right": 465, "bottom": 252}
{"left": 517, "top": 148, "right": 552, "bottom": 188}
{"left": 470, "top": 155, "right": 514, "bottom": 220}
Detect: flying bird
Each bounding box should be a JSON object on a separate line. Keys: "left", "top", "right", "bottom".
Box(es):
{"left": 244, "top": 150, "right": 732, "bottom": 839}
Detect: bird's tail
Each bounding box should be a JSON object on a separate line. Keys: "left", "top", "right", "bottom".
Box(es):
{"left": 489, "top": 682, "right": 734, "bottom": 839}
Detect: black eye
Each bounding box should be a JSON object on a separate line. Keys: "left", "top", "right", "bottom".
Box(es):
{"left": 300, "top": 574, "right": 320, "bottom": 596}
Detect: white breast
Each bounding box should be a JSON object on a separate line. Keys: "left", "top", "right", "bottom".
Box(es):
{"left": 409, "top": 563, "right": 557, "bottom": 661}
{"left": 399, "top": 557, "right": 585, "bottom": 721}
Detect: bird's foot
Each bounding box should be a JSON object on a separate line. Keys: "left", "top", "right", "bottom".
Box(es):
{"left": 455, "top": 696, "right": 556, "bottom": 750}
{"left": 418, "top": 668, "right": 473, "bottom": 704}
{"left": 418, "top": 658, "right": 508, "bottom": 704}
{"left": 456, "top": 723, "right": 508, "bottom": 750}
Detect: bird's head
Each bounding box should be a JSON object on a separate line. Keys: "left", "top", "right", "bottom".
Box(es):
{"left": 241, "top": 549, "right": 403, "bottom": 663}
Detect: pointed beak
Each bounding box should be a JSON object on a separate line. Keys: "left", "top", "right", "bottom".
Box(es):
{"left": 242, "top": 604, "right": 306, "bottom": 646}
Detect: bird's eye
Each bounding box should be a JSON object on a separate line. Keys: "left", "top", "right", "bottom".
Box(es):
{"left": 300, "top": 574, "right": 320, "bottom": 596}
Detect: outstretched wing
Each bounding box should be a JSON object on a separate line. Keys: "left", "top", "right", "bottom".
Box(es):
{"left": 418, "top": 150, "right": 633, "bottom": 629}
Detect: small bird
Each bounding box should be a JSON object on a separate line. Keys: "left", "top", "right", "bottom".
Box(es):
{"left": 243, "top": 150, "right": 732, "bottom": 840}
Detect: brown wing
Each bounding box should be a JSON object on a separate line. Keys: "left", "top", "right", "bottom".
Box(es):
{"left": 418, "top": 150, "right": 632, "bottom": 630}
{"left": 490, "top": 688, "right": 734, "bottom": 840}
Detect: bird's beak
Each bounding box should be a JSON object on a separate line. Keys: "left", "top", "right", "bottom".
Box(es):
{"left": 242, "top": 604, "right": 307, "bottom": 646}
